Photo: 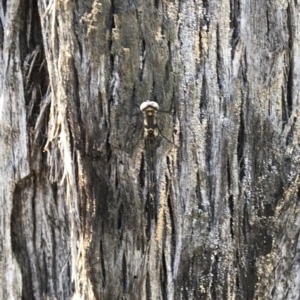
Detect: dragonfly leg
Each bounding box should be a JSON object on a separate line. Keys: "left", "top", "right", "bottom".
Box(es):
{"left": 157, "top": 124, "right": 177, "bottom": 147}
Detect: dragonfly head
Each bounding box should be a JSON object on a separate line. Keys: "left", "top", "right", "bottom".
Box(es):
{"left": 140, "top": 100, "right": 159, "bottom": 112}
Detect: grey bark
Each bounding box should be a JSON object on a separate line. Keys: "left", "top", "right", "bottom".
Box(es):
{"left": 1, "top": 0, "right": 300, "bottom": 299}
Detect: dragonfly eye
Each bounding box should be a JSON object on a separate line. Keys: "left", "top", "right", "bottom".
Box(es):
{"left": 140, "top": 100, "right": 159, "bottom": 112}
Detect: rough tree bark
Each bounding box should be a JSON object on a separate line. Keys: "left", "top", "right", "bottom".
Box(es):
{"left": 1, "top": 0, "right": 300, "bottom": 299}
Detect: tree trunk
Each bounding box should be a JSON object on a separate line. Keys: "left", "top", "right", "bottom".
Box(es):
{"left": 1, "top": 0, "right": 300, "bottom": 299}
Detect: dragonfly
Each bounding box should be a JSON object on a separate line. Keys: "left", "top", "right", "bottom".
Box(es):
{"left": 139, "top": 100, "right": 175, "bottom": 219}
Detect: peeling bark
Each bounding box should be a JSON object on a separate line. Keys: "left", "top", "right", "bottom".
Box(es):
{"left": 1, "top": 0, "right": 300, "bottom": 299}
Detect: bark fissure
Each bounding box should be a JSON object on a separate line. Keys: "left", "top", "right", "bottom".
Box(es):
{"left": 230, "top": 0, "right": 240, "bottom": 58}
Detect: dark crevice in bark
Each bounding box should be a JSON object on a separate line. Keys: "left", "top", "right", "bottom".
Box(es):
{"left": 119, "top": 227, "right": 124, "bottom": 247}
{"left": 111, "top": 0, "right": 115, "bottom": 28}
{"left": 76, "top": 33, "right": 83, "bottom": 59}
{"left": 206, "top": 122, "right": 213, "bottom": 227}
{"left": 172, "top": 84, "right": 178, "bottom": 129}
{"left": 145, "top": 204, "right": 151, "bottom": 238}
{"left": 167, "top": 39, "right": 172, "bottom": 62}
{"left": 146, "top": 271, "right": 151, "bottom": 300}
{"left": 52, "top": 182, "right": 58, "bottom": 206}
{"left": 236, "top": 250, "right": 240, "bottom": 291}
{"left": 178, "top": 123, "right": 184, "bottom": 151}
{"left": 108, "top": 163, "right": 112, "bottom": 182}
{"left": 109, "top": 0, "right": 115, "bottom": 88}
{"left": 106, "top": 132, "right": 112, "bottom": 161}
{"left": 264, "top": 202, "right": 275, "bottom": 217}
{"left": 110, "top": 53, "right": 115, "bottom": 75}
{"left": 31, "top": 174, "right": 37, "bottom": 251}
{"left": 166, "top": 155, "right": 171, "bottom": 173}
{"left": 154, "top": 0, "right": 159, "bottom": 10}
{"left": 115, "top": 164, "right": 119, "bottom": 189}
{"left": 71, "top": 59, "right": 83, "bottom": 127}
{"left": 286, "top": 59, "right": 293, "bottom": 118}
{"left": 0, "top": 17, "right": 3, "bottom": 50}
{"left": 227, "top": 157, "right": 231, "bottom": 190}
{"left": 139, "top": 152, "right": 145, "bottom": 188}
{"left": 80, "top": 185, "right": 88, "bottom": 236}
{"left": 164, "top": 44, "right": 171, "bottom": 84}
{"left": 286, "top": 3, "right": 293, "bottom": 117}
{"left": 67, "top": 116, "right": 75, "bottom": 164}
{"left": 230, "top": 0, "right": 240, "bottom": 58}
{"left": 136, "top": 233, "right": 141, "bottom": 251}
{"left": 229, "top": 195, "right": 234, "bottom": 239}
{"left": 243, "top": 249, "right": 257, "bottom": 299}
{"left": 271, "top": 285, "right": 276, "bottom": 297}
{"left": 242, "top": 50, "right": 248, "bottom": 83}
{"left": 266, "top": 8, "right": 270, "bottom": 36}
{"left": 281, "top": 86, "right": 288, "bottom": 126}
{"left": 211, "top": 254, "right": 219, "bottom": 299}
{"left": 237, "top": 105, "right": 245, "bottom": 182}
{"left": 122, "top": 252, "right": 127, "bottom": 293}
{"left": 100, "top": 240, "right": 106, "bottom": 288}
{"left": 51, "top": 223, "right": 57, "bottom": 295}
{"left": 153, "top": 79, "right": 157, "bottom": 103}
{"left": 199, "top": 74, "right": 207, "bottom": 123}
{"left": 161, "top": 250, "right": 167, "bottom": 300}
{"left": 243, "top": 199, "right": 248, "bottom": 243}
{"left": 297, "top": 186, "right": 300, "bottom": 206}
{"left": 196, "top": 171, "right": 203, "bottom": 210}
{"left": 167, "top": 193, "right": 176, "bottom": 268}
{"left": 216, "top": 24, "right": 223, "bottom": 92}
{"left": 227, "top": 159, "right": 234, "bottom": 240}
{"left": 199, "top": 29, "right": 203, "bottom": 61}
{"left": 118, "top": 202, "right": 123, "bottom": 230}
{"left": 2, "top": 0, "right": 7, "bottom": 15}
{"left": 141, "top": 232, "right": 145, "bottom": 253}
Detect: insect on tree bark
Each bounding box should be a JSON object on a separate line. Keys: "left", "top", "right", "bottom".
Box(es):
{"left": 140, "top": 100, "right": 160, "bottom": 219}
